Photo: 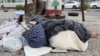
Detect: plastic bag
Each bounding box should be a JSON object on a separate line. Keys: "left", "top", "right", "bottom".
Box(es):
{"left": 22, "top": 23, "right": 47, "bottom": 48}
{"left": 2, "top": 36, "right": 22, "bottom": 53}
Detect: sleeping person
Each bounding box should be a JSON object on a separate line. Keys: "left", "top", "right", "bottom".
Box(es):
{"left": 18, "top": 15, "right": 100, "bottom": 52}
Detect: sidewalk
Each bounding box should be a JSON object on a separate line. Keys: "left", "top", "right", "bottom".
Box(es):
{"left": 0, "top": 9, "right": 100, "bottom": 56}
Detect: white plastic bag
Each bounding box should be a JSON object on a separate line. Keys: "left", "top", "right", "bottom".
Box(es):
{"left": 2, "top": 36, "right": 22, "bottom": 53}
{"left": 0, "top": 18, "right": 18, "bottom": 30}
{"left": 0, "top": 25, "right": 17, "bottom": 35}
{"left": 0, "top": 39, "right": 4, "bottom": 51}
{"left": 0, "top": 35, "right": 7, "bottom": 51}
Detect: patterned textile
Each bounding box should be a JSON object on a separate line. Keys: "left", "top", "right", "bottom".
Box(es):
{"left": 22, "top": 23, "right": 47, "bottom": 48}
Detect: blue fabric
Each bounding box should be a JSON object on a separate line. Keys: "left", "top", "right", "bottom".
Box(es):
{"left": 22, "top": 23, "right": 47, "bottom": 48}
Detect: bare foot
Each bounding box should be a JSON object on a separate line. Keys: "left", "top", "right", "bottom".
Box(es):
{"left": 90, "top": 32, "right": 100, "bottom": 38}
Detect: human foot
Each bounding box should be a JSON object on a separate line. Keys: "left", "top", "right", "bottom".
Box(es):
{"left": 90, "top": 32, "right": 100, "bottom": 38}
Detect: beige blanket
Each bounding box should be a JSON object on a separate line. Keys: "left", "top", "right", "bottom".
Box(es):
{"left": 50, "top": 30, "right": 88, "bottom": 52}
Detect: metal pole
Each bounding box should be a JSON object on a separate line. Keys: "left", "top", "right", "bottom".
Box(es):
{"left": 81, "top": 0, "right": 85, "bottom": 21}
{"left": 25, "top": 0, "right": 27, "bottom": 14}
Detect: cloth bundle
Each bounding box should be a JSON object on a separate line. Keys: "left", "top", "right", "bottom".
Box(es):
{"left": 22, "top": 23, "right": 47, "bottom": 48}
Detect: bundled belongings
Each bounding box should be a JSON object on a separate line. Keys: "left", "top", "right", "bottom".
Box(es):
{"left": 22, "top": 23, "right": 47, "bottom": 48}
{"left": 0, "top": 25, "right": 17, "bottom": 35}
{"left": 2, "top": 36, "right": 22, "bottom": 53}
{"left": 0, "top": 18, "right": 26, "bottom": 53}
{"left": 0, "top": 35, "right": 4, "bottom": 51}
{"left": 0, "top": 25, "right": 25, "bottom": 53}
{"left": 0, "top": 18, "right": 18, "bottom": 35}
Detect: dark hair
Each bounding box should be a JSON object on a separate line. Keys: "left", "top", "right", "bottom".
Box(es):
{"left": 18, "top": 15, "right": 23, "bottom": 24}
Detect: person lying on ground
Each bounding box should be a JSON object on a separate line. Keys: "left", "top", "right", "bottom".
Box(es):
{"left": 18, "top": 15, "right": 100, "bottom": 41}
{"left": 18, "top": 15, "right": 100, "bottom": 51}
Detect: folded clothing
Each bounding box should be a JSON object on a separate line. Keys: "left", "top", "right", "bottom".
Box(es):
{"left": 2, "top": 36, "right": 22, "bottom": 53}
